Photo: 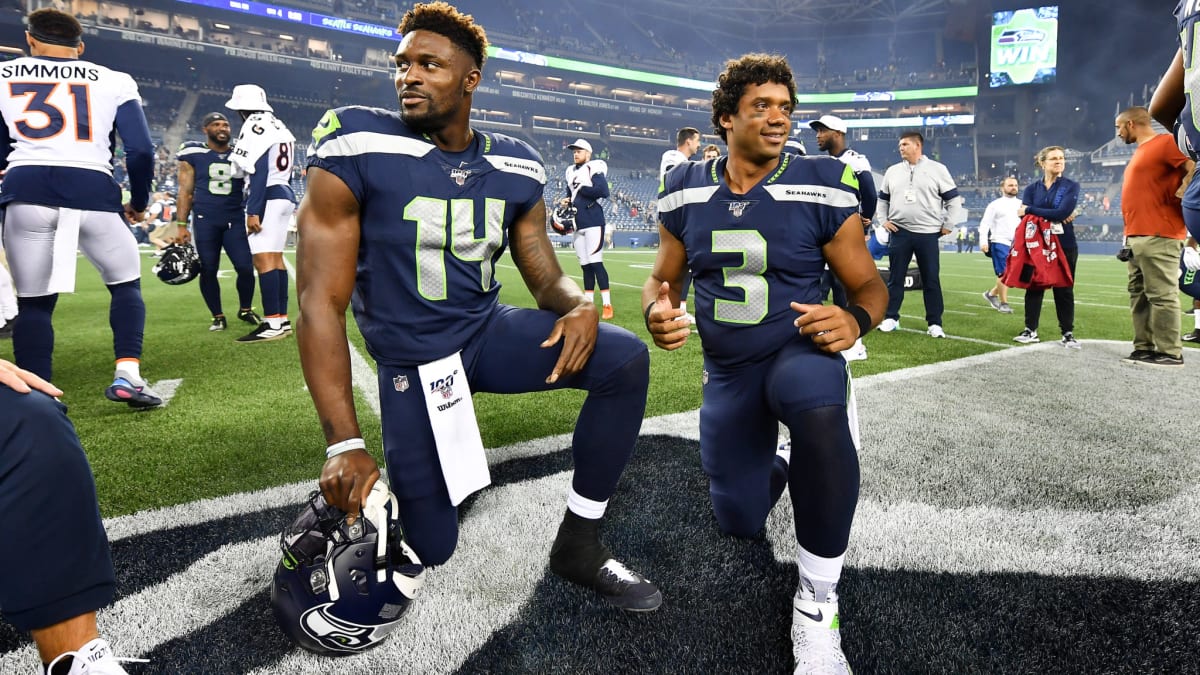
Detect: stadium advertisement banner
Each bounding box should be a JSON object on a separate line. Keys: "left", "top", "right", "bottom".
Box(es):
{"left": 989, "top": 6, "right": 1058, "bottom": 87}
{"left": 85, "top": 25, "right": 382, "bottom": 77}
{"left": 176, "top": 0, "right": 398, "bottom": 40}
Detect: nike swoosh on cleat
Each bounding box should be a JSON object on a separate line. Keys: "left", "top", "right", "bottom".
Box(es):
{"left": 796, "top": 607, "right": 823, "bottom": 623}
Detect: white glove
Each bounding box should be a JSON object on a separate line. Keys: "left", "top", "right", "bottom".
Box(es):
{"left": 1183, "top": 246, "right": 1200, "bottom": 272}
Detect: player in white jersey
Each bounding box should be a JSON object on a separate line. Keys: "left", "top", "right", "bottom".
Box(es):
{"left": 659, "top": 127, "right": 701, "bottom": 324}
{"left": 0, "top": 8, "right": 160, "bottom": 408}
{"left": 226, "top": 84, "right": 298, "bottom": 343}
{"left": 562, "top": 139, "right": 613, "bottom": 318}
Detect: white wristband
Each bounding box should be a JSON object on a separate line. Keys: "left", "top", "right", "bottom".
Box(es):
{"left": 326, "top": 437, "right": 366, "bottom": 459}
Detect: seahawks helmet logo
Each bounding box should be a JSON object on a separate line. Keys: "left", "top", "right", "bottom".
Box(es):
{"left": 299, "top": 603, "right": 403, "bottom": 653}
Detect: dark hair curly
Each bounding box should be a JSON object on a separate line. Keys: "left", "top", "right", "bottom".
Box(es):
{"left": 27, "top": 8, "right": 83, "bottom": 44}
{"left": 710, "top": 54, "right": 796, "bottom": 142}
{"left": 398, "top": 2, "right": 488, "bottom": 69}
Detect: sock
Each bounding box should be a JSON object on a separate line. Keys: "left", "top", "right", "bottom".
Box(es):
{"left": 266, "top": 315, "right": 284, "bottom": 330}
{"left": 567, "top": 486, "right": 608, "bottom": 519}
{"left": 548, "top": 509, "right": 611, "bottom": 585}
{"left": 276, "top": 269, "right": 289, "bottom": 319}
{"left": 601, "top": 289, "right": 611, "bottom": 306}
{"left": 14, "top": 294, "right": 58, "bottom": 381}
{"left": 259, "top": 268, "right": 280, "bottom": 317}
{"left": 107, "top": 279, "right": 145, "bottom": 362}
{"left": 797, "top": 546, "right": 845, "bottom": 603}
{"left": 115, "top": 358, "right": 141, "bottom": 382}
{"left": 1195, "top": 313, "right": 1199, "bottom": 331}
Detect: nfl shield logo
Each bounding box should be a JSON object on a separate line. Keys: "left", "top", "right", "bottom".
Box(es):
{"left": 450, "top": 167, "right": 471, "bottom": 186}
{"left": 728, "top": 201, "right": 751, "bottom": 218}
{"left": 393, "top": 375, "right": 409, "bottom": 392}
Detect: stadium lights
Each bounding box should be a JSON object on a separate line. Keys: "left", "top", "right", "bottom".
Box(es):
{"left": 213, "top": 22, "right": 230, "bottom": 29}
{"left": 279, "top": 34, "right": 293, "bottom": 40}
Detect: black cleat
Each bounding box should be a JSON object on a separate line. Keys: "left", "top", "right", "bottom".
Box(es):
{"left": 549, "top": 511, "right": 662, "bottom": 612}
{"left": 585, "top": 558, "right": 663, "bottom": 612}
{"left": 236, "top": 322, "right": 291, "bottom": 343}
{"left": 209, "top": 315, "right": 227, "bottom": 332}
{"left": 237, "top": 308, "right": 262, "bottom": 325}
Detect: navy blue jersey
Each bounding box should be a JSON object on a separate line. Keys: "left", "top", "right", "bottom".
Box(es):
{"left": 658, "top": 154, "right": 859, "bottom": 369}
{"left": 176, "top": 141, "right": 245, "bottom": 223}
{"left": 307, "top": 106, "right": 547, "bottom": 367}
{"left": 1179, "top": 0, "right": 1200, "bottom": 206}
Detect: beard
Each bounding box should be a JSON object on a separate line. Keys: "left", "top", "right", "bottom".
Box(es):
{"left": 398, "top": 95, "right": 458, "bottom": 135}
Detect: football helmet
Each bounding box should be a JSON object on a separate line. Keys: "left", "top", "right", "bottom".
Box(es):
{"left": 152, "top": 244, "right": 200, "bottom": 285}
{"left": 551, "top": 203, "right": 577, "bottom": 234}
{"left": 271, "top": 483, "right": 425, "bottom": 655}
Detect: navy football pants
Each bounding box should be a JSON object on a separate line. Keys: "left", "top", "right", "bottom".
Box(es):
{"left": 0, "top": 387, "right": 115, "bottom": 631}
{"left": 375, "top": 304, "right": 649, "bottom": 566}
{"left": 701, "top": 340, "right": 860, "bottom": 557}
{"left": 193, "top": 218, "right": 255, "bottom": 317}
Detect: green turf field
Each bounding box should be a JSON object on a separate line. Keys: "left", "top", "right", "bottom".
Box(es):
{"left": 1, "top": 245, "right": 1191, "bottom": 518}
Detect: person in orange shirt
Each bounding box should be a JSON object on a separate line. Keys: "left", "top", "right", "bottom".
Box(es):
{"left": 1116, "top": 106, "right": 1195, "bottom": 367}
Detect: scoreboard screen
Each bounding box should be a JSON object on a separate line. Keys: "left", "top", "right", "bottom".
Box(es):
{"left": 989, "top": 6, "right": 1058, "bottom": 88}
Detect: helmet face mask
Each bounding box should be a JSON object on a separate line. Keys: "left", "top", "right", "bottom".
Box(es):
{"left": 272, "top": 486, "right": 425, "bottom": 655}
{"left": 152, "top": 244, "right": 200, "bottom": 285}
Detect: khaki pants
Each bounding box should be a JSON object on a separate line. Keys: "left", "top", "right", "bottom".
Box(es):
{"left": 1128, "top": 235, "right": 1184, "bottom": 356}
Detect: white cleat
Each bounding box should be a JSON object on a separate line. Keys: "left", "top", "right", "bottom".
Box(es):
{"left": 877, "top": 318, "right": 899, "bottom": 332}
{"left": 48, "top": 638, "right": 148, "bottom": 675}
{"left": 841, "top": 339, "right": 868, "bottom": 362}
{"left": 792, "top": 594, "right": 852, "bottom": 675}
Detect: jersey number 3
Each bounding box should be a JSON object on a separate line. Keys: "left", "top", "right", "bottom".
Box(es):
{"left": 712, "top": 230, "right": 768, "bottom": 324}
{"left": 9, "top": 82, "right": 91, "bottom": 141}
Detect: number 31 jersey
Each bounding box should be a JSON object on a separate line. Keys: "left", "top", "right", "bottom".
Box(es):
{"left": 307, "top": 106, "right": 547, "bottom": 368}
{"left": 0, "top": 55, "right": 154, "bottom": 212}
{"left": 658, "top": 154, "right": 860, "bottom": 369}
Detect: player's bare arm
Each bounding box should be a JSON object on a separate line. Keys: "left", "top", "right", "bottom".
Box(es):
{"left": 1150, "top": 49, "right": 1185, "bottom": 130}
{"left": 174, "top": 160, "right": 195, "bottom": 244}
{"left": 510, "top": 199, "right": 598, "bottom": 383}
{"left": 794, "top": 214, "right": 888, "bottom": 353}
{"left": 295, "top": 166, "right": 379, "bottom": 521}
{"left": 641, "top": 224, "right": 691, "bottom": 351}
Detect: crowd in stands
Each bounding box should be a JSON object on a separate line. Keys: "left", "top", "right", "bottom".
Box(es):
{"left": 68, "top": 0, "right": 978, "bottom": 96}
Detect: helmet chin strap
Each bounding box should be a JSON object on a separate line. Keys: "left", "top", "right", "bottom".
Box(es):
{"left": 362, "top": 483, "right": 396, "bottom": 582}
